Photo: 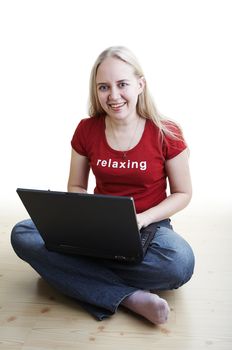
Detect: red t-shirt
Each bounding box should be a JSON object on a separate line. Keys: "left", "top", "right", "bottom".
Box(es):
{"left": 71, "top": 116, "right": 186, "bottom": 213}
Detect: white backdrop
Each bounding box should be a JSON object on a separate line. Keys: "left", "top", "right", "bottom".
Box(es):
{"left": 0, "top": 0, "right": 231, "bottom": 218}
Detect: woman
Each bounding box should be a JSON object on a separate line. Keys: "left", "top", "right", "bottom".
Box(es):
{"left": 11, "top": 46, "right": 195, "bottom": 325}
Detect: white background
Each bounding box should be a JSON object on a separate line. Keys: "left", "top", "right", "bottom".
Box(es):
{"left": 0, "top": 0, "right": 231, "bottom": 219}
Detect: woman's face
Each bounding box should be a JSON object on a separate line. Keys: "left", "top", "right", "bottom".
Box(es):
{"left": 96, "top": 56, "right": 144, "bottom": 122}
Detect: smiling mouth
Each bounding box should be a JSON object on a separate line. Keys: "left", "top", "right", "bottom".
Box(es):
{"left": 108, "top": 102, "right": 126, "bottom": 109}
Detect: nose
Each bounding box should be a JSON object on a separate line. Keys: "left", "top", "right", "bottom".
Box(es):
{"left": 108, "top": 86, "right": 120, "bottom": 100}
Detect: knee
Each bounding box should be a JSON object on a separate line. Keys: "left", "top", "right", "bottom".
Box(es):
{"left": 11, "top": 219, "right": 31, "bottom": 245}
{"left": 154, "top": 227, "right": 195, "bottom": 289}
{"left": 168, "top": 242, "right": 195, "bottom": 289}
{"left": 11, "top": 219, "right": 42, "bottom": 258}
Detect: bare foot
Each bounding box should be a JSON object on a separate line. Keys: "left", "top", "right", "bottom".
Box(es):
{"left": 121, "top": 290, "right": 170, "bottom": 324}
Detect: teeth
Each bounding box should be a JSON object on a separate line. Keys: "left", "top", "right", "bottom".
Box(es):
{"left": 110, "top": 103, "right": 125, "bottom": 108}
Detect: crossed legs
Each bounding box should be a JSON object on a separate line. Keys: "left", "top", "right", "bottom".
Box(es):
{"left": 11, "top": 219, "right": 194, "bottom": 324}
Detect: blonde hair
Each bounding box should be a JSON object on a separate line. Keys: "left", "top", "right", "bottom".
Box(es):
{"left": 88, "top": 46, "right": 181, "bottom": 139}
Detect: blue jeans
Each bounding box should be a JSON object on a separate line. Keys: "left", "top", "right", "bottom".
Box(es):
{"left": 11, "top": 219, "right": 195, "bottom": 320}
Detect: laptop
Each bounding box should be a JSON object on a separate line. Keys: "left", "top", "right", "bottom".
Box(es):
{"left": 16, "top": 188, "right": 157, "bottom": 263}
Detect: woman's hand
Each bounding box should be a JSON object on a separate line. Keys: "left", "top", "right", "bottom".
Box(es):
{"left": 136, "top": 212, "right": 151, "bottom": 230}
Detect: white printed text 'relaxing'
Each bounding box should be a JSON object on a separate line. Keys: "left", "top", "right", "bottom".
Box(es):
{"left": 96, "top": 159, "right": 147, "bottom": 171}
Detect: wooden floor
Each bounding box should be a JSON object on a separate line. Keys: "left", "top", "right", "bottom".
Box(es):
{"left": 0, "top": 205, "right": 231, "bottom": 350}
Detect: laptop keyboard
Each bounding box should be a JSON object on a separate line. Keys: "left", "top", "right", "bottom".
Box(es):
{"left": 140, "top": 223, "right": 159, "bottom": 247}
{"left": 140, "top": 230, "right": 151, "bottom": 246}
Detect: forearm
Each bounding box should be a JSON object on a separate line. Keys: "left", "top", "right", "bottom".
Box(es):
{"left": 67, "top": 150, "right": 90, "bottom": 194}
{"left": 137, "top": 192, "right": 192, "bottom": 228}
{"left": 67, "top": 185, "right": 87, "bottom": 193}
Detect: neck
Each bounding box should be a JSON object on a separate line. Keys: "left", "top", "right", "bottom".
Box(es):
{"left": 107, "top": 114, "right": 141, "bottom": 131}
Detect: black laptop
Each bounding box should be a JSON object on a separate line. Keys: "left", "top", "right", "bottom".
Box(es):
{"left": 16, "top": 188, "right": 157, "bottom": 263}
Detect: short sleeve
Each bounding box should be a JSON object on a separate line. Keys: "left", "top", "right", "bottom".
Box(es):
{"left": 162, "top": 123, "right": 187, "bottom": 160}
{"left": 71, "top": 118, "right": 89, "bottom": 156}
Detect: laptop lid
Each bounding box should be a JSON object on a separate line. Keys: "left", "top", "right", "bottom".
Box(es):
{"left": 16, "top": 188, "right": 148, "bottom": 263}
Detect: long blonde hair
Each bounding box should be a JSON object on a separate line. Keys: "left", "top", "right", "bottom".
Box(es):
{"left": 88, "top": 46, "right": 181, "bottom": 139}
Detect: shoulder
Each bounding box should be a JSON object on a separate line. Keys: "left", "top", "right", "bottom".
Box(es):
{"left": 72, "top": 116, "right": 105, "bottom": 140}
{"left": 146, "top": 118, "right": 187, "bottom": 159}
{"left": 161, "top": 120, "right": 187, "bottom": 160}
{"left": 145, "top": 118, "right": 184, "bottom": 139}
{"left": 71, "top": 116, "right": 105, "bottom": 155}
{"left": 162, "top": 120, "right": 184, "bottom": 139}
{"left": 76, "top": 115, "right": 105, "bottom": 132}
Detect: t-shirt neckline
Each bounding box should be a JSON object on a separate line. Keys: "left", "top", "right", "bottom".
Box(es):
{"left": 102, "top": 116, "right": 148, "bottom": 157}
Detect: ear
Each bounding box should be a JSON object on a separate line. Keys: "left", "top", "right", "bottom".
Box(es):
{"left": 138, "top": 76, "right": 146, "bottom": 94}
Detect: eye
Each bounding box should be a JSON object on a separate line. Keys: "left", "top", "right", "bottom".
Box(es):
{"left": 118, "top": 82, "right": 128, "bottom": 88}
{"left": 98, "top": 85, "right": 108, "bottom": 92}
